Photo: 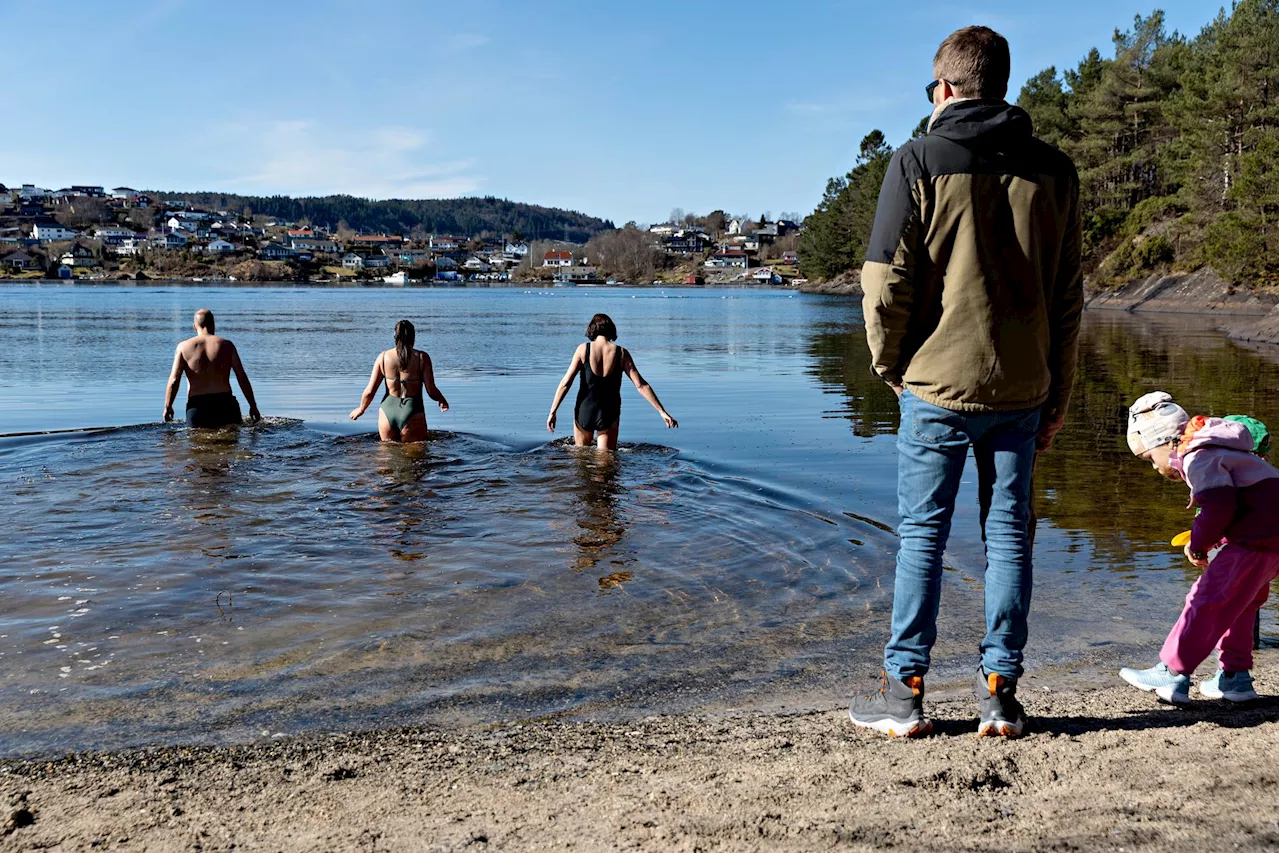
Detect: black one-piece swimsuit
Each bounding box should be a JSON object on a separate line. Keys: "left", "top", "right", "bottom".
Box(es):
{"left": 573, "top": 342, "right": 623, "bottom": 431}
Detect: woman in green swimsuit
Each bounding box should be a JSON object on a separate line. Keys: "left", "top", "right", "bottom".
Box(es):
{"left": 349, "top": 319, "right": 449, "bottom": 442}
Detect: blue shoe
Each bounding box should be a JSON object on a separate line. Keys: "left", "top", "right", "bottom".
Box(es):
{"left": 1119, "top": 662, "right": 1191, "bottom": 704}
{"left": 1199, "top": 670, "right": 1259, "bottom": 702}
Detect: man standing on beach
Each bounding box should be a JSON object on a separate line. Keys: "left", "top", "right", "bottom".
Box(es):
{"left": 163, "top": 308, "right": 262, "bottom": 427}
{"left": 848, "top": 26, "right": 1083, "bottom": 738}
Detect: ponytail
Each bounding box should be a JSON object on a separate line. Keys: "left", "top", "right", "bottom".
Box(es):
{"left": 394, "top": 319, "right": 416, "bottom": 373}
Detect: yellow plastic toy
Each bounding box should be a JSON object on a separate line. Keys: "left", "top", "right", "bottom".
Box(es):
{"left": 1170, "top": 530, "right": 1192, "bottom": 547}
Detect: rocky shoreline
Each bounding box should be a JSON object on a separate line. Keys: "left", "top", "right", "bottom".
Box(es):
{"left": 2, "top": 653, "right": 1274, "bottom": 851}
{"left": 798, "top": 267, "right": 1278, "bottom": 347}
{"left": 1085, "top": 268, "right": 1278, "bottom": 345}
{"left": 797, "top": 269, "right": 862, "bottom": 296}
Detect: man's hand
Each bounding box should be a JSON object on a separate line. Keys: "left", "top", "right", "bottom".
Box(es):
{"left": 1036, "top": 408, "right": 1066, "bottom": 452}
{"left": 546, "top": 412, "right": 557, "bottom": 433}
{"left": 437, "top": 398, "right": 449, "bottom": 413}
{"left": 162, "top": 405, "right": 174, "bottom": 423}
{"left": 248, "top": 406, "right": 262, "bottom": 424}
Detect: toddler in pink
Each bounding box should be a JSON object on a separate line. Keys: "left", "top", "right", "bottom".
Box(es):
{"left": 1119, "top": 392, "right": 1278, "bottom": 704}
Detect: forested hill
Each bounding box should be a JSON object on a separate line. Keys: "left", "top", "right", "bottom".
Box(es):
{"left": 801, "top": 1, "right": 1278, "bottom": 288}
{"left": 148, "top": 193, "right": 615, "bottom": 242}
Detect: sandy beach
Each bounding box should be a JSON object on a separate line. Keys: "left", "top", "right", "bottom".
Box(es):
{"left": 2, "top": 651, "right": 1275, "bottom": 852}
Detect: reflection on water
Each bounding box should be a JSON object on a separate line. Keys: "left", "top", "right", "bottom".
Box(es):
{"left": 0, "top": 421, "right": 874, "bottom": 755}
{"left": 567, "top": 447, "right": 627, "bottom": 577}
{"left": 0, "top": 287, "right": 1275, "bottom": 757}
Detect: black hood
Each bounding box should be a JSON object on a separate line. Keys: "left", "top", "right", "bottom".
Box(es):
{"left": 929, "top": 99, "right": 1033, "bottom": 146}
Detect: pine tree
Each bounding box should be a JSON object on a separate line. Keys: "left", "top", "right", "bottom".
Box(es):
{"left": 1017, "top": 67, "right": 1073, "bottom": 147}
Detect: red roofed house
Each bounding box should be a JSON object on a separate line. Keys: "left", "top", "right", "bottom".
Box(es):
{"left": 542, "top": 250, "right": 573, "bottom": 267}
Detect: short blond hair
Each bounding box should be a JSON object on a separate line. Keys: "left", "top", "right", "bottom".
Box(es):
{"left": 194, "top": 308, "right": 215, "bottom": 332}
{"left": 933, "top": 26, "right": 1010, "bottom": 100}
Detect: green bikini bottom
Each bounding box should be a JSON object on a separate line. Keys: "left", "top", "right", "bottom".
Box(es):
{"left": 379, "top": 393, "right": 426, "bottom": 431}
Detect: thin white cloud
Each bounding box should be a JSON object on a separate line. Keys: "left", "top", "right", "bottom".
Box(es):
{"left": 786, "top": 94, "right": 897, "bottom": 118}
{"left": 787, "top": 102, "right": 835, "bottom": 114}
{"left": 445, "top": 33, "right": 490, "bottom": 53}
{"left": 216, "top": 120, "right": 481, "bottom": 199}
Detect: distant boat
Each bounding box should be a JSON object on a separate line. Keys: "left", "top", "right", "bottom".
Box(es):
{"left": 383, "top": 271, "right": 409, "bottom": 286}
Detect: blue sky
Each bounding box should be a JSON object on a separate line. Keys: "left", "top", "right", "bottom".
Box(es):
{"left": 0, "top": 0, "right": 1219, "bottom": 225}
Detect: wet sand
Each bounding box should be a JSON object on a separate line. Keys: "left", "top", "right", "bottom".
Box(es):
{"left": 3, "top": 652, "right": 1275, "bottom": 852}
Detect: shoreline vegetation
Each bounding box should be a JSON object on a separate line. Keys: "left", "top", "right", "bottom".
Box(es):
{"left": 798, "top": 2, "right": 1277, "bottom": 311}
{"left": 3, "top": 652, "right": 1275, "bottom": 851}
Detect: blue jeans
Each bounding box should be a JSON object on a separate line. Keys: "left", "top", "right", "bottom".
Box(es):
{"left": 884, "top": 389, "right": 1041, "bottom": 680}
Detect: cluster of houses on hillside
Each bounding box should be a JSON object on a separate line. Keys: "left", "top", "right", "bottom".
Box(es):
{"left": 0, "top": 182, "right": 574, "bottom": 282}
{"left": 0, "top": 181, "right": 800, "bottom": 284}
{"left": 650, "top": 219, "right": 798, "bottom": 272}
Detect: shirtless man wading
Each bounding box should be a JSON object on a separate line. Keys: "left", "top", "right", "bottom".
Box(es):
{"left": 162, "top": 308, "right": 262, "bottom": 427}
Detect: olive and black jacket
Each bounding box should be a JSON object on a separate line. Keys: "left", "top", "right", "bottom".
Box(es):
{"left": 861, "top": 99, "right": 1083, "bottom": 414}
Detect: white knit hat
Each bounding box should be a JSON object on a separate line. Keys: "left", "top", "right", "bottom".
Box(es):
{"left": 1126, "top": 392, "right": 1189, "bottom": 455}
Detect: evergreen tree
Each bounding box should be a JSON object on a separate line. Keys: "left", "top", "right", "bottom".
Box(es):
{"left": 797, "top": 2, "right": 1278, "bottom": 287}
{"left": 1017, "top": 67, "right": 1073, "bottom": 147}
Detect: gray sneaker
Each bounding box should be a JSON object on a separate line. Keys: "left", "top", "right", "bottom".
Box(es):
{"left": 1119, "top": 661, "right": 1191, "bottom": 704}
{"left": 848, "top": 671, "right": 932, "bottom": 737}
{"left": 975, "top": 667, "right": 1026, "bottom": 738}
{"left": 1199, "top": 669, "right": 1259, "bottom": 702}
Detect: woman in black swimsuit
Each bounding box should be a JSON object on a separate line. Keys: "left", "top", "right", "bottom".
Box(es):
{"left": 547, "top": 313, "right": 677, "bottom": 450}
{"left": 349, "top": 319, "right": 449, "bottom": 443}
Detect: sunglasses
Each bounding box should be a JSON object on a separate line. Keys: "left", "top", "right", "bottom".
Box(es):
{"left": 925, "top": 79, "right": 952, "bottom": 103}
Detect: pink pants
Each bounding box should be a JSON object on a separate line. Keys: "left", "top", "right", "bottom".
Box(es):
{"left": 1161, "top": 542, "right": 1278, "bottom": 674}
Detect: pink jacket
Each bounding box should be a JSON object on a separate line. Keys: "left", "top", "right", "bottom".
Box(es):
{"left": 1172, "top": 417, "right": 1278, "bottom": 553}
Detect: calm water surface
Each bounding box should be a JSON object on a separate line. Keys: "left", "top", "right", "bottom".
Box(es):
{"left": 0, "top": 284, "right": 1275, "bottom": 756}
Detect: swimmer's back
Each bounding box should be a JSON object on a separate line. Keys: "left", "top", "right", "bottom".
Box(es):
{"left": 178, "top": 334, "right": 236, "bottom": 396}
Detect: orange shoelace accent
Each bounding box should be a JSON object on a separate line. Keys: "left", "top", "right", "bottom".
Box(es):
{"left": 862, "top": 670, "right": 889, "bottom": 700}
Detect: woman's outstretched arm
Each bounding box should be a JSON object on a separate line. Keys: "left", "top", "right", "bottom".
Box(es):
{"left": 547, "top": 345, "right": 584, "bottom": 432}
{"left": 421, "top": 352, "right": 449, "bottom": 412}
{"left": 349, "top": 356, "right": 384, "bottom": 420}
{"left": 623, "top": 350, "right": 677, "bottom": 428}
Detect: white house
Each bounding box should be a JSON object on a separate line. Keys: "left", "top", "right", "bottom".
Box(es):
{"left": 114, "top": 237, "right": 146, "bottom": 256}
{"left": 149, "top": 231, "right": 188, "bottom": 250}
{"left": 504, "top": 241, "right": 529, "bottom": 257}
{"left": 542, "top": 250, "right": 573, "bottom": 267}
{"left": 463, "top": 256, "right": 491, "bottom": 272}
{"left": 20, "top": 185, "right": 52, "bottom": 201}
{"left": 560, "top": 265, "right": 599, "bottom": 282}
{"left": 61, "top": 247, "right": 97, "bottom": 268}
{"left": 33, "top": 222, "right": 78, "bottom": 243}
{"left": 206, "top": 239, "right": 237, "bottom": 254}
{"left": 93, "top": 226, "right": 137, "bottom": 243}
{"left": 342, "top": 252, "right": 389, "bottom": 270}
{"left": 291, "top": 237, "right": 339, "bottom": 254}
{"left": 429, "top": 235, "right": 461, "bottom": 251}
{"left": 705, "top": 249, "right": 748, "bottom": 269}
{"left": 727, "top": 219, "right": 744, "bottom": 235}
